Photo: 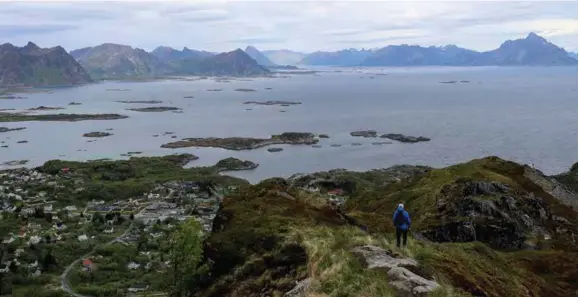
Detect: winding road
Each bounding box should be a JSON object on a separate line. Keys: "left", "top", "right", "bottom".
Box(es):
{"left": 60, "top": 224, "right": 133, "bottom": 297}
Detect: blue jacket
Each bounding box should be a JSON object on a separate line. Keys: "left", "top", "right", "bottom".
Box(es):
{"left": 392, "top": 206, "right": 411, "bottom": 230}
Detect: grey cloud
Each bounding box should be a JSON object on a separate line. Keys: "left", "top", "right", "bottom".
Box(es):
{"left": 229, "top": 36, "right": 286, "bottom": 45}
{"left": 0, "top": 24, "right": 77, "bottom": 38}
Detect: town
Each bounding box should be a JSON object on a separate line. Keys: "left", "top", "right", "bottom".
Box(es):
{"left": 0, "top": 166, "right": 237, "bottom": 297}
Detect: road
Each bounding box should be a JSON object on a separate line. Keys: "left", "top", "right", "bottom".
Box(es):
{"left": 60, "top": 223, "right": 134, "bottom": 297}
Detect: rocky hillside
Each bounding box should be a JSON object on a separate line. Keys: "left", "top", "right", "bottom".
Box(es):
{"left": 70, "top": 43, "right": 169, "bottom": 79}
{"left": 172, "top": 49, "right": 270, "bottom": 76}
{"left": 0, "top": 42, "right": 92, "bottom": 86}
{"left": 151, "top": 46, "right": 214, "bottom": 62}
{"left": 193, "top": 156, "right": 577, "bottom": 297}
{"left": 480, "top": 33, "right": 577, "bottom": 66}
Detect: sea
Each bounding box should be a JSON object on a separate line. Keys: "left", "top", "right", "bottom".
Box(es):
{"left": 0, "top": 66, "right": 577, "bottom": 183}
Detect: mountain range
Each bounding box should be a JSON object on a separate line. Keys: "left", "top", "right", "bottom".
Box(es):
{"left": 306, "top": 33, "right": 577, "bottom": 66}
{"left": 69, "top": 44, "right": 268, "bottom": 80}
{"left": 0, "top": 32, "right": 576, "bottom": 86}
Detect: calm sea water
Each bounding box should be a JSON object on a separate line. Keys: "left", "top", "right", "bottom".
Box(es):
{"left": 0, "top": 67, "right": 577, "bottom": 183}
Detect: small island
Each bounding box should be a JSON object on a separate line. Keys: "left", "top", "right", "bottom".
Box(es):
{"left": 127, "top": 107, "right": 182, "bottom": 112}
{"left": 116, "top": 100, "right": 163, "bottom": 104}
{"left": 27, "top": 106, "right": 65, "bottom": 111}
{"left": 243, "top": 101, "right": 302, "bottom": 106}
{"left": 350, "top": 130, "right": 378, "bottom": 138}
{"left": 161, "top": 132, "right": 318, "bottom": 150}
{"left": 312, "top": 145, "right": 322, "bottom": 148}
{"left": 0, "top": 127, "right": 25, "bottom": 133}
{"left": 318, "top": 134, "right": 330, "bottom": 138}
{"left": 267, "top": 147, "right": 283, "bottom": 152}
{"left": 2, "top": 160, "right": 28, "bottom": 166}
{"left": 83, "top": 132, "right": 113, "bottom": 138}
{"left": 206, "top": 89, "right": 223, "bottom": 92}
{"left": 380, "top": 133, "right": 430, "bottom": 143}
{"left": 68, "top": 102, "right": 82, "bottom": 105}
{"left": 351, "top": 143, "right": 362, "bottom": 146}
{"left": 372, "top": 141, "right": 392, "bottom": 145}
{"left": 106, "top": 88, "right": 130, "bottom": 91}
{"left": 0, "top": 112, "right": 128, "bottom": 122}
{"left": 235, "top": 88, "right": 257, "bottom": 92}
{"left": 214, "top": 157, "right": 259, "bottom": 172}
{"left": 330, "top": 144, "right": 342, "bottom": 147}
{"left": 183, "top": 96, "right": 194, "bottom": 99}
{"left": 17, "top": 140, "right": 28, "bottom": 144}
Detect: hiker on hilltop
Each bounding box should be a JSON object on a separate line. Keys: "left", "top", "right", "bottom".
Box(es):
{"left": 392, "top": 203, "right": 411, "bottom": 248}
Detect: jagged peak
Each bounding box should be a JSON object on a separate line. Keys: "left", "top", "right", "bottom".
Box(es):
{"left": 24, "top": 41, "right": 40, "bottom": 50}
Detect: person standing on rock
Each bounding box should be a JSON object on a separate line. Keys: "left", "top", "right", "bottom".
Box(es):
{"left": 392, "top": 203, "right": 411, "bottom": 248}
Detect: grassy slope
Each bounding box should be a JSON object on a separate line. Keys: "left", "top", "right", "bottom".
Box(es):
{"left": 342, "top": 156, "right": 577, "bottom": 297}
{"left": 344, "top": 156, "right": 577, "bottom": 232}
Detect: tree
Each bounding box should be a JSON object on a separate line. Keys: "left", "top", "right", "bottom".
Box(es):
{"left": 129, "top": 213, "right": 134, "bottom": 221}
{"left": 45, "top": 213, "right": 53, "bottom": 223}
{"left": 166, "top": 220, "right": 206, "bottom": 297}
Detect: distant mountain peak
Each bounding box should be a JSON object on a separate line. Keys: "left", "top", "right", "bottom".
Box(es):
{"left": 526, "top": 32, "right": 547, "bottom": 43}
{"left": 0, "top": 42, "right": 92, "bottom": 86}
{"left": 25, "top": 41, "right": 40, "bottom": 50}
{"left": 243, "top": 46, "right": 276, "bottom": 66}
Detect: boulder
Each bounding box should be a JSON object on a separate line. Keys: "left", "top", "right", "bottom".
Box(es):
{"left": 283, "top": 278, "right": 311, "bottom": 297}
{"left": 352, "top": 245, "right": 439, "bottom": 296}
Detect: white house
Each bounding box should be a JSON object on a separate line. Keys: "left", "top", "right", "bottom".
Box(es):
{"left": 104, "top": 227, "right": 114, "bottom": 234}
{"left": 78, "top": 234, "right": 88, "bottom": 242}
{"left": 28, "top": 260, "right": 38, "bottom": 269}
{"left": 127, "top": 262, "right": 140, "bottom": 270}
{"left": 65, "top": 205, "right": 77, "bottom": 211}
{"left": 128, "top": 283, "right": 149, "bottom": 292}
{"left": 2, "top": 237, "right": 15, "bottom": 244}
{"left": 28, "top": 236, "right": 41, "bottom": 245}
{"left": 43, "top": 204, "right": 53, "bottom": 212}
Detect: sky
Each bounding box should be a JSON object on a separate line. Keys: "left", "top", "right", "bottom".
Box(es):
{"left": 0, "top": 0, "right": 577, "bottom": 53}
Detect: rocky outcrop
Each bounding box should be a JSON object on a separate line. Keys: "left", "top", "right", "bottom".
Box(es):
{"left": 283, "top": 278, "right": 311, "bottom": 297}
{"left": 214, "top": 158, "right": 258, "bottom": 172}
{"left": 162, "top": 132, "right": 318, "bottom": 150}
{"left": 352, "top": 245, "right": 439, "bottom": 296}
{"left": 82, "top": 132, "right": 113, "bottom": 138}
{"left": 420, "top": 180, "right": 576, "bottom": 249}
{"left": 524, "top": 166, "right": 577, "bottom": 210}
{"left": 380, "top": 133, "right": 430, "bottom": 143}
{"left": 127, "top": 107, "right": 181, "bottom": 112}
{"left": 350, "top": 130, "right": 378, "bottom": 137}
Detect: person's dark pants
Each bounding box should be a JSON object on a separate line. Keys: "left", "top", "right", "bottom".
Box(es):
{"left": 396, "top": 227, "right": 408, "bottom": 247}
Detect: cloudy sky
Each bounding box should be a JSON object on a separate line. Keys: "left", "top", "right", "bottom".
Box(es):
{"left": 0, "top": 0, "right": 577, "bottom": 53}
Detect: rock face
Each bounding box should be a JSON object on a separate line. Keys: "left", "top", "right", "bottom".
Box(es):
{"left": 70, "top": 43, "right": 170, "bottom": 79}
{"left": 352, "top": 245, "right": 439, "bottom": 296}
{"left": 0, "top": 42, "right": 92, "bottom": 86}
{"left": 380, "top": 133, "right": 430, "bottom": 143}
{"left": 244, "top": 46, "right": 277, "bottom": 66}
